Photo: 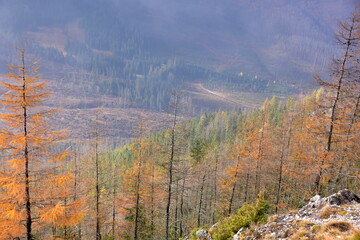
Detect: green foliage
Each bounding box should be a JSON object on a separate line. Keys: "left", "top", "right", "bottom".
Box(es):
{"left": 105, "top": 235, "right": 115, "bottom": 240}
{"left": 187, "top": 226, "right": 210, "bottom": 240}
{"left": 189, "top": 227, "right": 203, "bottom": 240}
{"left": 123, "top": 205, "right": 154, "bottom": 240}
{"left": 211, "top": 194, "right": 271, "bottom": 240}
{"left": 190, "top": 138, "right": 208, "bottom": 163}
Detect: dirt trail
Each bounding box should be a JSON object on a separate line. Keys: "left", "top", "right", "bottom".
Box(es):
{"left": 188, "top": 83, "right": 254, "bottom": 108}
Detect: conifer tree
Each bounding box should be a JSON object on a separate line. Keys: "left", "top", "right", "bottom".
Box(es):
{"left": 0, "top": 47, "right": 82, "bottom": 239}
{"left": 314, "top": 10, "right": 360, "bottom": 193}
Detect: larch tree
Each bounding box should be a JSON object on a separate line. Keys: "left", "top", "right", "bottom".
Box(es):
{"left": 0, "top": 47, "right": 82, "bottom": 239}
{"left": 314, "top": 10, "right": 360, "bottom": 193}
{"left": 165, "top": 91, "right": 181, "bottom": 240}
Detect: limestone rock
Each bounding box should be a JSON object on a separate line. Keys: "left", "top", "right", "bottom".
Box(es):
{"left": 232, "top": 228, "right": 244, "bottom": 240}
{"left": 325, "top": 189, "right": 360, "bottom": 205}
{"left": 196, "top": 229, "right": 212, "bottom": 240}
{"left": 298, "top": 189, "right": 360, "bottom": 217}
{"left": 235, "top": 189, "right": 360, "bottom": 239}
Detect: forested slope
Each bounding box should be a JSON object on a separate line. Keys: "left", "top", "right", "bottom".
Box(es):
{"left": 0, "top": 0, "right": 355, "bottom": 111}
{"left": 0, "top": 2, "right": 359, "bottom": 240}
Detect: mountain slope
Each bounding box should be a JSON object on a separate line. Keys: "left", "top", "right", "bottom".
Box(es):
{"left": 0, "top": 0, "right": 355, "bottom": 85}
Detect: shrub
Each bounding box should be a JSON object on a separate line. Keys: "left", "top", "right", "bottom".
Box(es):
{"left": 211, "top": 193, "right": 271, "bottom": 240}
{"left": 189, "top": 226, "right": 208, "bottom": 240}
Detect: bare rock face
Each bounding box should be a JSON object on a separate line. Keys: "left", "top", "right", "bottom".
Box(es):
{"left": 232, "top": 228, "right": 245, "bottom": 240}
{"left": 298, "top": 189, "right": 360, "bottom": 217}
{"left": 196, "top": 229, "right": 212, "bottom": 240}
{"left": 325, "top": 189, "right": 360, "bottom": 205}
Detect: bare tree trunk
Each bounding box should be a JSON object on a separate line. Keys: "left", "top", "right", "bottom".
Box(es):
{"left": 174, "top": 181, "right": 179, "bottom": 239}
{"left": 179, "top": 176, "right": 186, "bottom": 238}
{"left": 112, "top": 162, "right": 116, "bottom": 239}
{"left": 197, "top": 174, "right": 206, "bottom": 227}
{"left": 228, "top": 157, "right": 240, "bottom": 215}
{"left": 244, "top": 173, "right": 250, "bottom": 203}
{"left": 275, "top": 125, "right": 292, "bottom": 213}
{"left": 336, "top": 94, "right": 360, "bottom": 184}
{"left": 95, "top": 131, "right": 101, "bottom": 240}
{"left": 64, "top": 198, "right": 68, "bottom": 239}
{"left": 166, "top": 93, "right": 180, "bottom": 240}
{"left": 150, "top": 161, "right": 155, "bottom": 240}
{"left": 275, "top": 143, "right": 285, "bottom": 214}
{"left": 255, "top": 113, "right": 266, "bottom": 196}
{"left": 314, "top": 14, "right": 357, "bottom": 194}
{"left": 212, "top": 156, "right": 218, "bottom": 223}
{"left": 20, "top": 50, "right": 32, "bottom": 240}
{"left": 134, "top": 147, "right": 143, "bottom": 240}
{"left": 73, "top": 146, "right": 82, "bottom": 239}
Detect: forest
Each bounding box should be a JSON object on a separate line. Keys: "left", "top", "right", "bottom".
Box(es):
{"left": 0, "top": 3, "right": 359, "bottom": 240}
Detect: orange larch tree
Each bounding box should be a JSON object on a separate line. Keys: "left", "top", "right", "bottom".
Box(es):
{"left": 0, "top": 47, "right": 82, "bottom": 239}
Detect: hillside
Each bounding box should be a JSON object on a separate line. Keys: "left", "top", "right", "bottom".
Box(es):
{"left": 0, "top": 0, "right": 355, "bottom": 143}
{"left": 192, "top": 190, "right": 360, "bottom": 240}
{"left": 0, "top": 0, "right": 355, "bottom": 105}
{"left": 0, "top": 2, "right": 359, "bottom": 240}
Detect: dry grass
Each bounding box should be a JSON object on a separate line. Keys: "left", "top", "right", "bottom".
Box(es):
{"left": 289, "top": 229, "right": 309, "bottom": 240}
{"left": 298, "top": 220, "right": 315, "bottom": 228}
{"left": 313, "top": 221, "right": 358, "bottom": 240}
{"left": 322, "top": 221, "right": 352, "bottom": 233}
{"left": 350, "top": 230, "right": 360, "bottom": 240}
{"left": 320, "top": 206, "right": 337, "bottom": 219}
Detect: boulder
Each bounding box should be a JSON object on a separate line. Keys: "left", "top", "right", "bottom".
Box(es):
{"left": 298, "top": 189, "right": 360, "bottom": 216}
{"left": 196, "top": 229, "right": 212, "bottom": 240}
{"left": 325, "top": 189, "right": 360, "bottom": 205}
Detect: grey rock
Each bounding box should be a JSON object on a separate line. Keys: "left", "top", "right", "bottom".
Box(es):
{"left": 236, "top": 190, "right": 360, "bottom": 239}
{"left": 324, "top": 189, "right": 360, "bottom": 205}
{"left": 232, "top": 228, "right": 245, "bottom": 240}
{"left": 196, "top": 229, "right": 212, "bottom": 240}
{"left": 298, "top": 189, "right": 360, "bottom": 217}
{"left": 208, "top": 222, "right": 218, "bottom": 233}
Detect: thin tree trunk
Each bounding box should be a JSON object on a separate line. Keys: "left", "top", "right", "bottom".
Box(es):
{"left": 275, "top": 143, "right": 285, "bottom": 214}
{"left": 95, "top": 132, "right": 101, "bottom": 240}
{"left": 73, "top": 147, "right": 82, "bottom": 239}
{"left": 336, "top": 94, "right": 360, "bottom": 184}
{"left": 134, "top": 146, "right": 143, "bottom": 240}
{"left": 21, "top": 50, "right": 32, "bottom": 240}
{"left": 228, "top": 157, "right": 240, "bottom": 215}
{"left": 255, "top": 113, "right": 266, "bottom": 196}
{"left": 150, "top": 161, "right": 155, "bottom": 240}
{"left": 197, "top": 174, "right": 206, "bottom": 227}
{"left": 244, "top": 172, "right": 250, "bottom": 203}
{"left": 64, "top": 198, "right": 68, "bottom": 239}
{"left": 112, "top": 163, "right": 116, "bottom": 238}
{"left": 174, "top": 180, "right": 179, "bottom": 239}
{"left": 179, "top": 176, "right": 186, "bottom": 238}
{"left": 212, "top": 156, "right": 218, "bottom": 223}
{"left": 166, "top": 94, "right": 179, "bottom": 240}
{"left": 314, "top": 16, "right": 355, "bottom": 194}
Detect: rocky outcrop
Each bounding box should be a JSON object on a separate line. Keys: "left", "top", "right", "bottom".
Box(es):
{"left": 298, "top": 189, "right": 360, "bottom": 216}
{"left": 191, "top": 190, "right": 360, "bottom": 240}
{"left": 239, "top": 189, "right": 360, "bottom": 239}
{"left": 196, "top": 229, "right": 212, "bottom": 240}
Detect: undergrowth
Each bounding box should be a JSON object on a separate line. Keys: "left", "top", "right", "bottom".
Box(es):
{"left": 210, "top": 193, "right": 271, "bottom": 240}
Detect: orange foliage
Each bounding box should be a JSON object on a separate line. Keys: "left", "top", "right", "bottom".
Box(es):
{"left": 0, "top": 47, "right": 82, "bottom": 238}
